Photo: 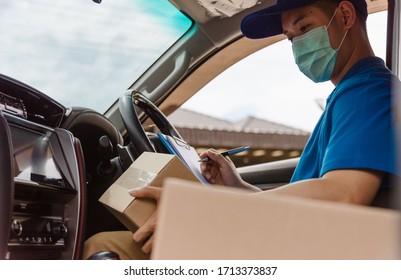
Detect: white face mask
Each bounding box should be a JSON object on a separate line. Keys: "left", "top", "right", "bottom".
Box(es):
{"left": 291, "top": 7, "right": 348, "bottom": 83}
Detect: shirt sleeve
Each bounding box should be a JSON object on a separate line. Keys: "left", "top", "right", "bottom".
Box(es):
{"left": 321, "top": 78, "right": 397, "bottom": 177}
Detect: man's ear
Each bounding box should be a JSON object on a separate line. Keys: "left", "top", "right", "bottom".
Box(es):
{"left": 338, "top": 1, "right": 356, "bottom": 29}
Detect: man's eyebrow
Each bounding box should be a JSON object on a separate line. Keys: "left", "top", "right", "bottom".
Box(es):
{"left": 283, "top": 14, "right": 306, "bottom": 35}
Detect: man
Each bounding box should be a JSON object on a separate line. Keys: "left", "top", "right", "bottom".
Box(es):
{"left": 83, "top": 0, "right": 399, "bottom": 259}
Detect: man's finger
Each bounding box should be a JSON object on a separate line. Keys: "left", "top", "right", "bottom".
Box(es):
{"left": 141, "top": 235, "right": 154, "bottom": 254}
{"left": 129, "top": 186, "right": 161, "bottom": 200}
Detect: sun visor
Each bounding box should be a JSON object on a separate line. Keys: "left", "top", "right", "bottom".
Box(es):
{"left": 195, "top": 0, "right": 262, "bottom": 18}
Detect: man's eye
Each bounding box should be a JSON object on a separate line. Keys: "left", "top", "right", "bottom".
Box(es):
{"left": 300, "top": 25, "right": 308, "bottom": 32}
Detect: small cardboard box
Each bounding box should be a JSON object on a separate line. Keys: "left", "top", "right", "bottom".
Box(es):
{"left": 152, "top": 178, "right": 401, "bottom": 260}
{"left": 99, "top": 152, "right": 200, "bottom": 232}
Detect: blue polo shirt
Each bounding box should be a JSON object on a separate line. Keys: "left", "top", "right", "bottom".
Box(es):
{"left": 291, "top": 57, "right": 399, "bottom": 186}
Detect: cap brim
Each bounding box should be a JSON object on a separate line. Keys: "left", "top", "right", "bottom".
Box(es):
{"left": 241, "top": 0, "right": 316, "bottom": 39}
{"left": 241, "top": 13, "right": 282, "bottom": 39}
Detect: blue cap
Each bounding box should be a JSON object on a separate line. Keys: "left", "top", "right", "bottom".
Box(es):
{"left": 241, "top": 0, "right": 368, "bottom": 39}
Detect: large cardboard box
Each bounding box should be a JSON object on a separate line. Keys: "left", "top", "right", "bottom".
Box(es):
{"left": 152, "top": 178, "right": 401, "bottom": 260}
{"left": 99, "top": 152, "right": 200, "bottom": 232}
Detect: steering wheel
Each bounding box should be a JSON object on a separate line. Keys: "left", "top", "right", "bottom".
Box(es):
{"left": 119, "top": 90, "right": 183, "bottom": 159}
{"left": 0, "top": 111, "right": 13, "bottom": 260}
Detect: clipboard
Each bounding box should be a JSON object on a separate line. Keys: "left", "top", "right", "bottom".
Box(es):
{"left": 157, "top": 133, "right": 209, "bottom": 185}
{"left": 157, "top": 132, "right": 175, "bottom": 155}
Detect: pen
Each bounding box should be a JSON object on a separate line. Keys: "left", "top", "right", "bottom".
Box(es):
{"left": 198, "top": 146, "right": 251, "bottom": 162}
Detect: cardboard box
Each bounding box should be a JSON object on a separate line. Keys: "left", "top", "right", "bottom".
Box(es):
{"left": 99, "top": 152, "right": 200, "bottom": 232}
{"left": 152, "top": 178, "right": 401, "bottom": 260}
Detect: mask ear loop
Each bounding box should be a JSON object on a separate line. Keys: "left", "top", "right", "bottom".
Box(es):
{"left": 326, "top": 6, "right": 348, "bottom": 51}
{"left": 335, "top": 29, "right": 348, "bottom": 51}
{"left": 326, "top": 7, "right": 339, "bottom": 30}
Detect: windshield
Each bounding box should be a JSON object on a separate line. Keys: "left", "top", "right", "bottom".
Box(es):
{"left": 0, "top": 0, "right": 192, "bottom": 113}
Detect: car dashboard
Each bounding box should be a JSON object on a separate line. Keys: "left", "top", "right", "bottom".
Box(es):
{"left": 1, "top": 74, "right": 86, "bottom": 259}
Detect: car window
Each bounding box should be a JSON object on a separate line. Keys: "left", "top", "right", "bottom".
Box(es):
{"left": 183, "top": 11, "right": 387, "bottom": 132}
{"left": 0, "top": 0, "right": 192, "bottom": 113}
{"left": 180, "top": 11, "right": 387, "bottom": 166}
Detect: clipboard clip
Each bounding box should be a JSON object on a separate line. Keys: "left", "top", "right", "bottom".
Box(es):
{"left": 171, "top": 136, "right": 191, "bottom": 150}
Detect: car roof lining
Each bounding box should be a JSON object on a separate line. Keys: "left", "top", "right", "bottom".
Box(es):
{"left": 191, "top": 0, "right": 262, "bottom": 18}
{"left": 171, "top": 0, "right": 389, "bottom": 23}
{"left": 170, "top": 0, "right": 273, "bottom": 24}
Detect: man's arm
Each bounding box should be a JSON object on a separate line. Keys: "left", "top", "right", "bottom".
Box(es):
{"left": 200, "top": 149, "right": 384, "bottom": 204}
{"left": 262, "top": 169, "right": 383, "bottom": 205}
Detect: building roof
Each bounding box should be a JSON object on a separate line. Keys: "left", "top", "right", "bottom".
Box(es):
{"left": 165, "top": 108, "right": 311, "bottom": 165}
{"left": 168, "top": 108, "right": 309, "bottom": 135}
{"left": 167, "top": 108, "right": 233, "bottom": 130}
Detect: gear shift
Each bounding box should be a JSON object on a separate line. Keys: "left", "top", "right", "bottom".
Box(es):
{"left": 97, "top": 135, "right": 116, "bottom": 177}
{"left": 87, "top": 251, "right": 120, "bottom": 260}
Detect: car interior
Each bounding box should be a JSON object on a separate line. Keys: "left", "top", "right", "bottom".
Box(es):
{"left": 0, "top": 0, "right": 399, "bottom": 260}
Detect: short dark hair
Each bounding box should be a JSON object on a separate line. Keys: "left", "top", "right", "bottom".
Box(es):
{"left": 313, "top": 0, "right": 367, "bottom": 31}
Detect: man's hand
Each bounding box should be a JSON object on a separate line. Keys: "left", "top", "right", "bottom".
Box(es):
{"left": 129, "top": 186, "right": 161, "bottom": 254}
{"left": 200, "top": 149, "right": 261, "bottom": 192}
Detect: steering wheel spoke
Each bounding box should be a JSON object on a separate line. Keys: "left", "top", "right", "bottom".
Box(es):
{"left": 119, "top": 90, "right": 183, "bottom": 159}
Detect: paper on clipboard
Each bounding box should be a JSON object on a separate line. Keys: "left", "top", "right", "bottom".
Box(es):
{"left": 157, "top": 133, "right": 209, "bottom": 185}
